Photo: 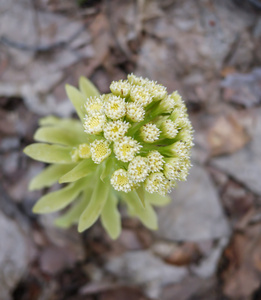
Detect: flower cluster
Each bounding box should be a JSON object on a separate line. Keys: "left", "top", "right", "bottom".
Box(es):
{"left": 24, "top": 75, "right": 193, "bottom": 239}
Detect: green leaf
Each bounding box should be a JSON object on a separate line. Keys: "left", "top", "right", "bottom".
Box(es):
{"left": 78, "top": 179, "right": 110, "bottom": 232}
{"left": 146, "top": 192, "right": 171, "bottom": 206}
{"left": 136, "top": 185, "right": 145, "bottom": 208}
{"left": 33, "top": 178, "right": 86, "bottom": 214}
{"left": 55, "top": 187, "right": 92, "bottom": 228}
{"left": 24, "top": 143, "right": 73, "bottom": 164}
{"left": 101, "top": 192, "right": 121, "bottom": 239}
{"left": 121, "top": 191, "right": 158, "bottom": 230}
{"left": 39, "top": 115, "right": 61, "bottom": 126}
{"left": 29, "top": 164, "right": 76, "bottom": 191}
{"left": 39, "top": 116, "right": 84, "bottom": 130}
{"left": 79, "top": 76, "right": 100, "bottom": 98}
{"left": 100, "top": 158, "right": 114, "bottom": 182}
{"left": 59, "top": 159, "right": 96, "bottom": 183}
{"left": 34, "top": 126, "right": 85, "bottom": 146}
{"left": 65, "top": 84, "right": 86, "bottom": 122}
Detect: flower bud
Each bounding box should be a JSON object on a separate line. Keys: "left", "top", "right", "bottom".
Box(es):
{"left": 128, "top": 156, "right": 150, "bottom": 183}
{"left": 90, "top": 139, "right": 111, "bottom": 164}
{"left": 113, "top": 136, "right": 142, "bottom": 162}
{"left": 111, "top": 169, "right": 133, "bottom": 192}
{"left": 105, "top": 95, "right": 126, "bottom": 120}
{"left": 140, "top": 123, "right": 161, "bottom": 143}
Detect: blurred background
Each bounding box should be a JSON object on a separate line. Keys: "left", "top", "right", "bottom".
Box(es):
{"left": 0, "top": 0, "right": 261, "bottom": 299}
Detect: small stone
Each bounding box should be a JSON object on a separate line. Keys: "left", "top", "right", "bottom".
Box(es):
{"left": 0, "top": 211, "right": 29, "bottom": 300}
{"left": 105, "top": 250, "right": 187, "bottom": 298}
{"left": 157, "top": 164, "right": 231, "bottom": 241}
{"left": 211, "top": 109, "right": 261, "bottom": 196}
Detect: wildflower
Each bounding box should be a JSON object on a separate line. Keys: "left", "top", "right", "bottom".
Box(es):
{"left": 130, "top": 86, "right": 153, "bottom": 107}
{"left": 83, "top": 112, "right": 106, "bottom": 134}
{"left": 111, "top": 169, "right": 133, "bottom": 192}
{"left": 146, "top": 82, "right": 167, "bottom": 101}
{"left": 160, "top": 141, "right": 189, "bottom": 158}
{"left": 140, "top": 123, "right": 161, "bottom": 143}
{"left": 144, "top": 172, "right": 168, "bottom": 194}
{"left": 84, "top": 96, "right": 104, "bottom": 114}
{"left": 155, "top": 95, "right": 176, "bottom": 114}
{"left": 160, "top": 119, "right": 179, "bottom": 139}
{"left": 126, "top": 102, "right": 145, "bottom": 122}
{"left": 113, "top": 136, "right": 142, "bottom": 162}
{"left": 104, "top": 120, "right": 130, "bottom": 142}
{"left": 105, "top": 95, "right": 126, "bottom": 120}
{"left": 147, "top": 150, "right": 164, "bottom": 173}
{"left": 90, "top": 139, "right": 111, "bottom": 164}
{"left": 163, "top": 157, "right": 183, "bottom": 181}
{"left": 110, "top": 80, "right": 131, "bottom": 98}
{"left": 128, "top": 156, "right": 150, "bottom": 183}
{"left": 127, "top": 73, "right": 148, "bottom": 85}
{"left": 24, "top": 74, "right": 193, "bottom": 238}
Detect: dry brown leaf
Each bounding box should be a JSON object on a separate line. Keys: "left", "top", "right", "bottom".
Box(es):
{"left": 165, "top": 242, "right": 202, "bottom": 266}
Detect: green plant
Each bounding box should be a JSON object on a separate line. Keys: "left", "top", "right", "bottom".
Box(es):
{"left": 24, "top": 74, "right": 193, "bottom": 239}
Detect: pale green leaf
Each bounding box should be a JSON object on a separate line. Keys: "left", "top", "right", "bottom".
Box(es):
{"left": 34, "top": 126, "right": 86, "bottom": 146}
{"left": 65, "top": 84, "right": 86, "bottom": 122}
{"left": 29, "top": 164, "right": 76, "bottom": 191}
{"left": 79, "top": 76, "right": 100, "bottom": 98}
{"left": 39, "top": 115, "right": 61, "bottom": 126}
{"left": 55, "top": 187, "right": 92, "bottom": 228}
{"left": 101, "top": 192, "right": 121, "bottom": 239}
{"left": 121, "top": 191, "right": 158, "bottom": 230}
{"left": 146, "top": 192, "right": 171, "bottom": 206}
{"left": 78, "top": 179, "right": 110, "bottom": 232}
{"left": 100, "top": 158, "right": 115, "bottom": 182}
{"left": 33, "top": 178, "right": 86, "bottom": 214}
{"left": 59, "top": 159, "right": 96, "bottom": 183}
{"left": 39, "top": 116, "right": 84, "bottom": 130}
{"left": 136, "top": 185, "right": 145, "bottom": 208}
{"left": 24, "top": 143, "right": 73, "bottom": 164}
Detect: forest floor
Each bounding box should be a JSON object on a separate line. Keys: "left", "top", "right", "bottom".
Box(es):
{"left": 1, "top": 0, "right": 261, "bottom": 299}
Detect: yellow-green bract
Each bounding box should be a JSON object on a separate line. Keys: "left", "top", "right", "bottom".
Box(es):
{"left": 24, "top": 75, "right": 193, "bottom": 239}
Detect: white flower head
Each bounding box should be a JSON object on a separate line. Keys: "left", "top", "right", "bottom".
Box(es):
{"left": 84, "top": 96, "right": 104, "bottom": 115}
{"left": 147, "top": 150, "right": 164, "bottom": 173}
{"left": 176, "top": 129, "right": 194, "bottom": 149}
{"left": 127, "top": 73, "right": 149, "bottom": 86}
{"left": 159, "top": 179, "right": 176, "bottom": 195}
{"left": 90, "top": 139, "right": 111, "bottom": 164}
{"left": 78, "top": 143, "right": 91, "bottom": 159}
{"left": 164, "top": 158, "right": 191, "bottom": 182}
{"left": 140, "top": 123, "right": 161, "bottom": 143}
{"left": 110, "top": 80, "right": 131, "bottom": 98}
{"left": 157, "top": 95, "right": 176, "bottom": 113}
{"left": 103, "top": 120, "right": 130, "bottom": 142}
{"left": 83, "top": 112, "right": 106, "bottom": 135}
{"left": 126, "top": 102, "right": 145, "bottom": 123}
{"left": 111, "top": 169, "right": 133, "bottom": 192}
{"left": 128, "top": 156, "right": 150, "bottom": 183}
{"left": 161, "top": 119, "right": 179, "bottom": 139}
{"left": 147, "top": 82, "right": 167, "bottom": 101}
{"left": 144, "top": 172, "right": 168, "bottom": 194}
{"left": 113, "top": 136, "right": 142, "bottom": 162}
{"left": 105, "top": 95, "right": 126, "bottom": 120}
{"left": 130, "top": 86, "right": 153, "bottom": 107}
{"left": 163, "top": 158, "right": 183, "bottom": 181}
